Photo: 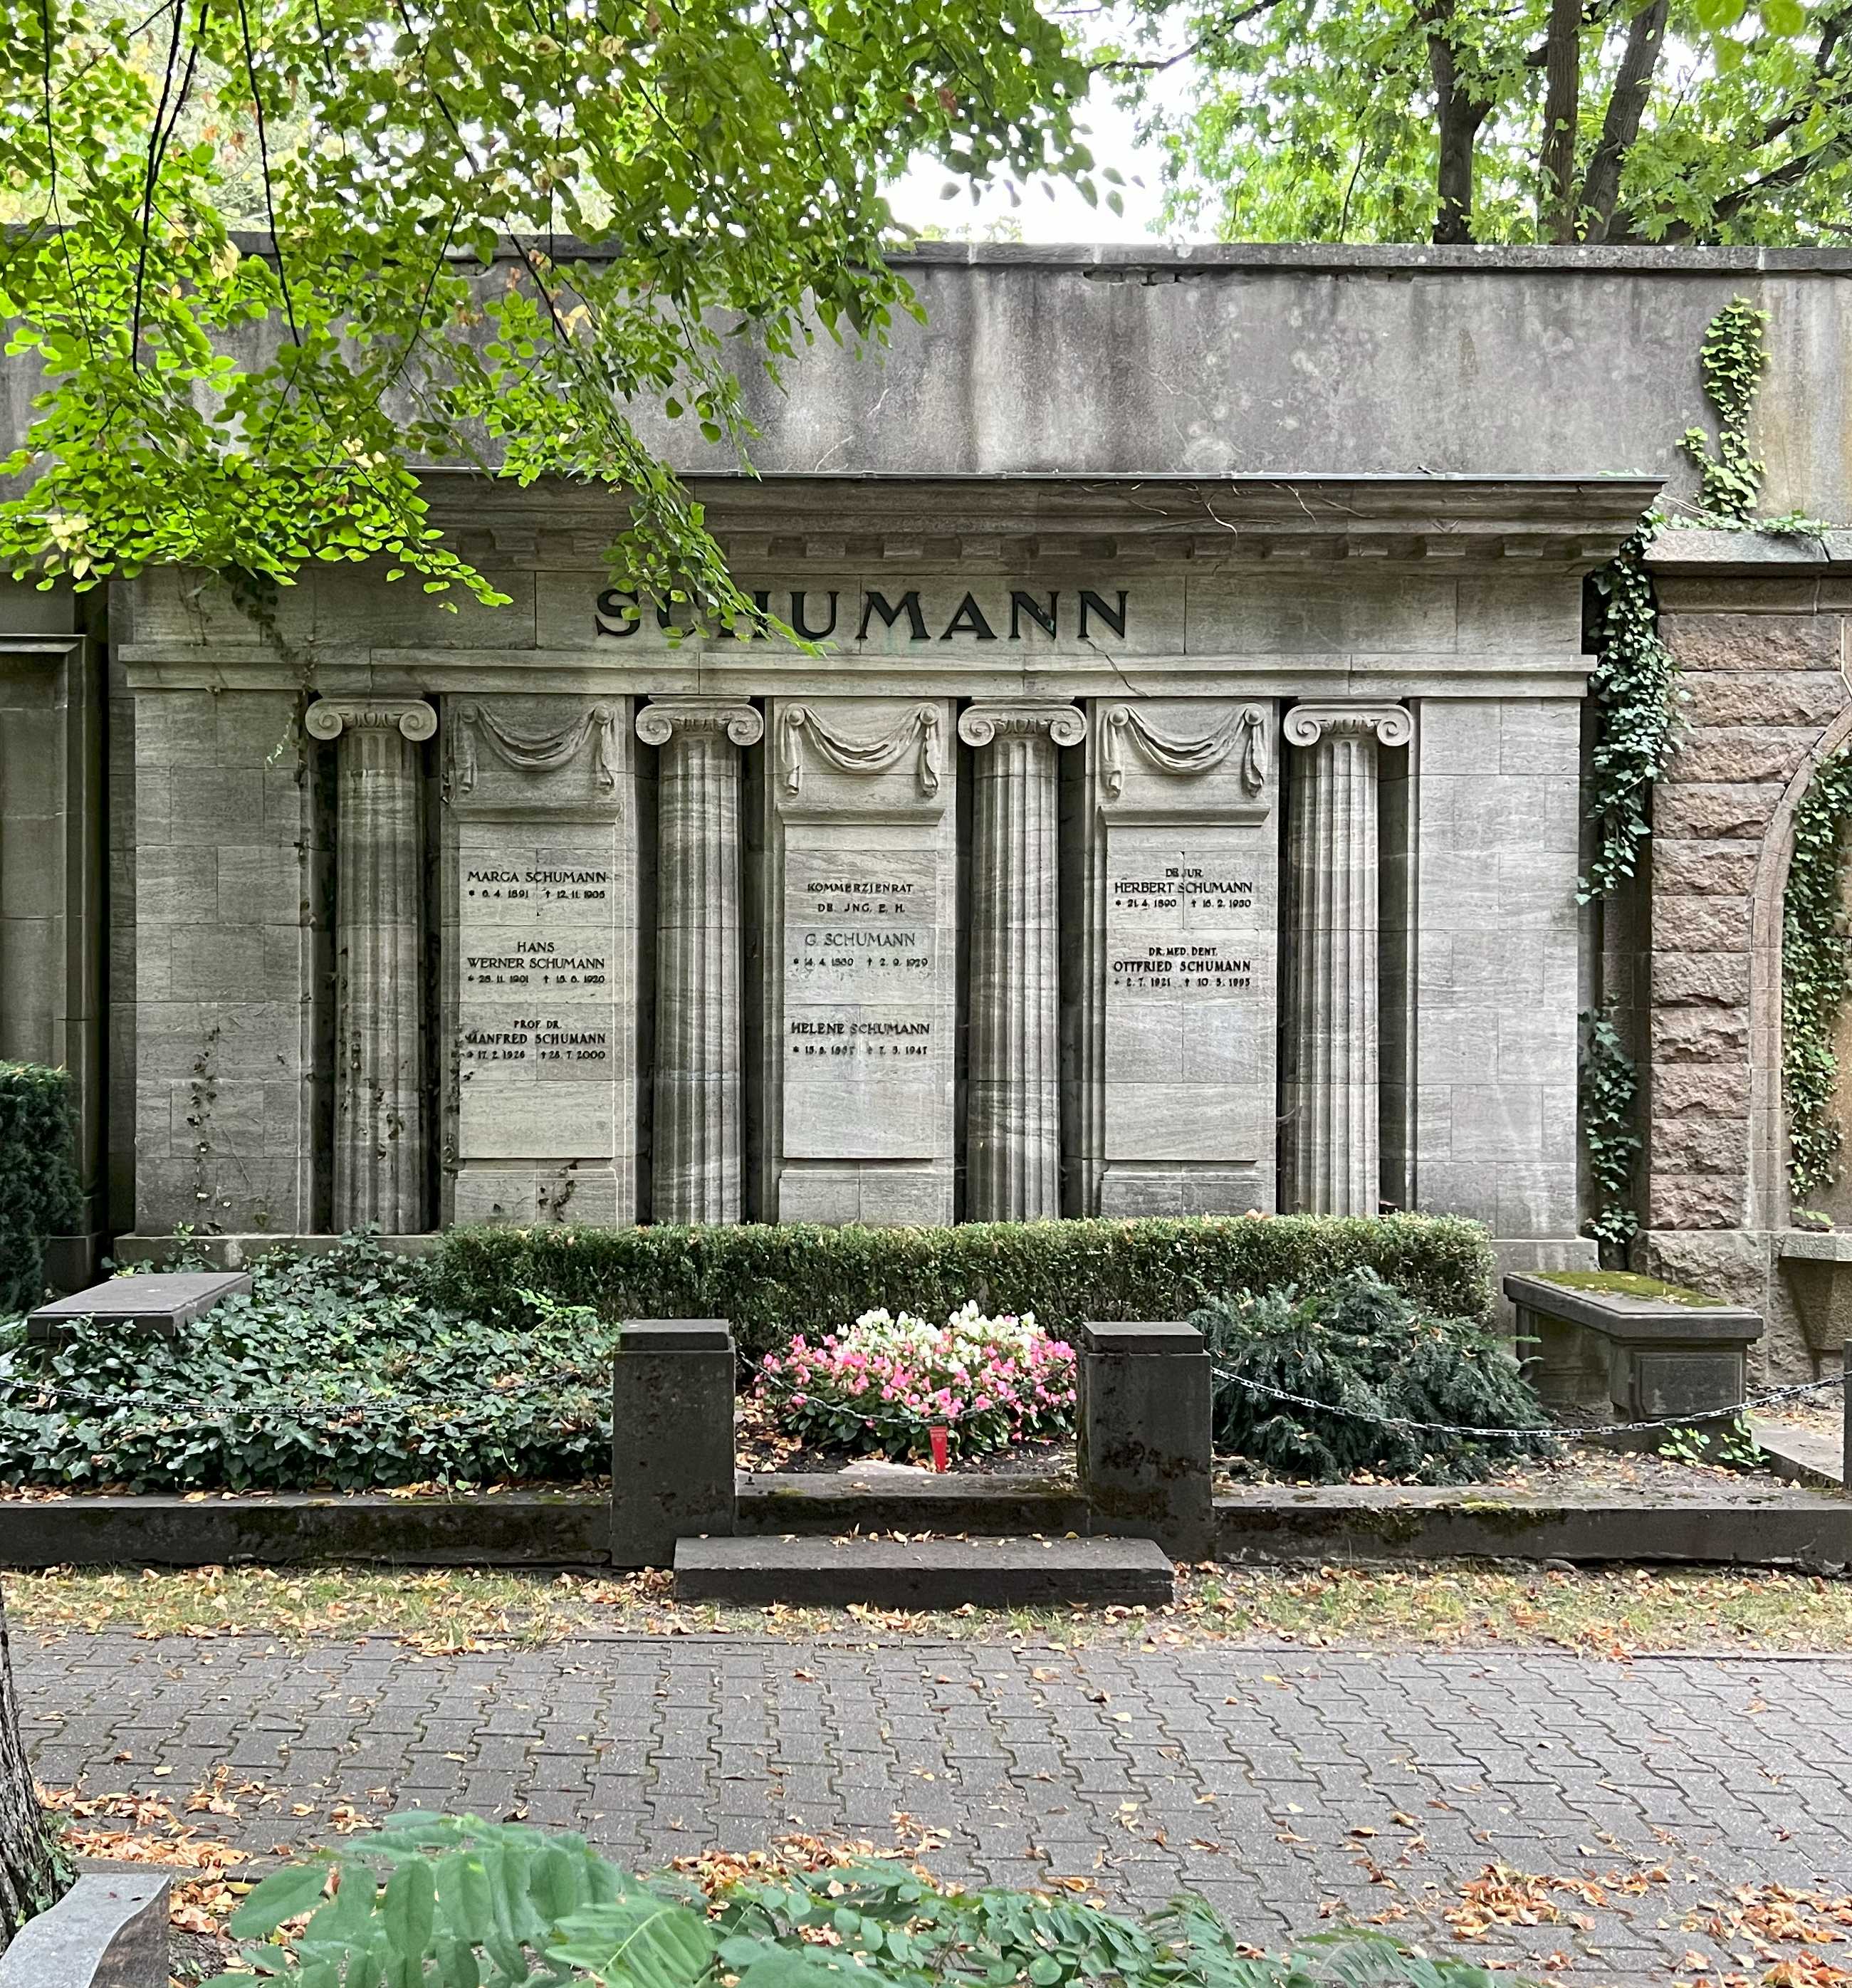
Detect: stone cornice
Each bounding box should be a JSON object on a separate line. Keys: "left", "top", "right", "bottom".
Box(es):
{"left": 635, "top": 698, "right": 764, "bottom": 748}
{"left": 958, "top": 702, "right": 1089, "bottom": 749}
{"left": 305, "top": 696, "right": 437, "bottom": 741}
{"left": 419, "top": 472, "right": 1661, "bottom": 570}
{"left": 1282, "top": 702, "right": 1413, "bottom": 749}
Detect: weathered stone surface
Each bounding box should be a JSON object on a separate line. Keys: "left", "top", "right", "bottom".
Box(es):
{"left": 1650, "top": 1006, "right": 1750, "bottom": 1062}
{"left": 1651, "top": 839, "right": 1762, "bottom": 894}
{"left": 1636, "top": 1228, "right": 1774, "bottom": 1312}
{"left": 1683, "top": 671, "right": 1848, "bottom": 728}
{"left": 639, "top": 701, "right": 762, "bottom": 1225}
{"left": 1282, "top": 705, "right": 1409, "bottom": 1216}
{"left": 674, "top": 1534, "right": 1176, "bottom": 1608}
{"left": 1660, "top": 610, "right": 1843, "bottom": 671}
{"left": 1652, "top": 951, "right": 1752, "bottom": 1006}
{"left": 1649, "top": 1111, "right": 1749, "bottom": 1175}
{"left": 1078, "top": 1320, "right": 1215, "bottom": 1561}
{"left": 307, "top": 699, "right": 436, "bottom": 1233}
{"left": 27, "top": 1270, "right": 251, "bottom": 1340}
{"left": 1647, "top": 1172, "right": 1748, "bottom": 1229}
{"left": 961, "top": 703, "right": 1085, "bottom": 1222}
{"left": 1671, "top": 728, "right": 1816, "bottom": 785}
{"left": 610, "top": 1320, "right": 736, "bottom": 1569}
{"left": 1650, "top": 895, "right": 1752, "bottom": 953}
{"left": 1653, "top": 1064, "right": 1752, "bottom": 1116}
{"left": 0, "top": 1871, "right": 168, "bottom": 1988}
{"left": 1653, "top": 781, "right": 1785, "bottom": 840}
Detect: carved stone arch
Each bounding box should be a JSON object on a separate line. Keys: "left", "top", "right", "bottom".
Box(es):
{"left": 1747, "top": 700, "right": 1852, "bottom": 1231}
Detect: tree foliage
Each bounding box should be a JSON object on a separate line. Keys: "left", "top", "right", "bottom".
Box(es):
{"left": 0, "top": 0, "right": 1094, "bottom": 617}
{"left": 1108, "top": 0, "right": 1852, "bottom": 246}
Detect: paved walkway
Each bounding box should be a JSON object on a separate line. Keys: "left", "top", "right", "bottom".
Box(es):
{"left": 19, "top": 1633, "right": 1852, "bottom": 1982}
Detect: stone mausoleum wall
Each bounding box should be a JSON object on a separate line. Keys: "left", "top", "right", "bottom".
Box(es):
{"left": 7, "top": 243, "right": 1852, "bottom": 1358}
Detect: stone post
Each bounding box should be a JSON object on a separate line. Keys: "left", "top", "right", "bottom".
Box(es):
{"left": 305, "top": 697, "right": 436, "bottom": 1233}
{"left": 1077, "top": 1321, "right": 1215, "bottom": 1560}
{"left": 958, "top": 702, "right": 1087, "bottom": 1221}
{"left": 610, "top": 1319, "right": 737, "bottom": 1569}
{"left": 636, "top": 699, "right": 763, "bottom": 1224}
{"left": 1281, "top": 702, "right": 1410, "bottom": 1217}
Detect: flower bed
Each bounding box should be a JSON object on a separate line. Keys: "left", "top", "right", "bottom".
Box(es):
{"left": 758, "top": 1303, "right": 1077, "bottom": 1461}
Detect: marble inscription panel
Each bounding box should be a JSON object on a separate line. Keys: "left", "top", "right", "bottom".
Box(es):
{"left": 455, "top": 832, "right": 624, "bottom": 1156}
{"left": 780, "top": 847, "right": 946, "bottom": 1160}
{"left": 1104, "top": 826, "right": 1275, "bottom": 1162}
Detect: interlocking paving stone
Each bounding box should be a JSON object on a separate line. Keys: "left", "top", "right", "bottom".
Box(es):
{"left": 18, "top": 1632, "right": 1852, "bottom": 1986}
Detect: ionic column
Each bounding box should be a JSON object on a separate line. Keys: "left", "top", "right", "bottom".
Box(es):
{"left": 305, "top": 696, "right": 436, "bottom": 1232}
{"left": 1282, "top": 702, "right": 1410, "bottom": 1216}
{"left": 637, "top": 699, "right": 763, "bottom": 1224}
{"left": 959, "top": 702, "right": 1087, "bottom": 1221}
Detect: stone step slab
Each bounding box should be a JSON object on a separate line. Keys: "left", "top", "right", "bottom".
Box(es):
{"left": 674, "top": 1534, "right": 1175, "bottom": 1608}
{"left": 27, "top": 1270, "right": 253, "bottom": 1341}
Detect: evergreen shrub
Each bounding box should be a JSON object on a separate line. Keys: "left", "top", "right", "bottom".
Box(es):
{"left": 0, "top": 1061, "right": 80, "bottom": 1317}
{"left": 1197, "top": 1268, "right": 1556, "bottom": 1485}
{"left": 427, "top": 1213, "right": 1497, "bottom": 1362}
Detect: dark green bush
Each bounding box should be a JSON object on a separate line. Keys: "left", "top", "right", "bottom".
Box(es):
{"left": 0, "top": 1233, "right": 616, "bottom": 1492}
{"left": 0, "top": 1061, "right": 80, "bottom": 1317}
{"left": 1198, "top": 1268, "right": 1556, "bottom": 1485}
{"left": 427, "top": 1213, "right": 1497, "bottom": 1361}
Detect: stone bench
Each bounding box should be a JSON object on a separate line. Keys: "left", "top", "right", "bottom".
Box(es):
{"left": 26, "top": 1270, "right": 253, "bottom": 1341}
{"left": 1503, "top": 1271, "right": 1762, "bottom": 1433}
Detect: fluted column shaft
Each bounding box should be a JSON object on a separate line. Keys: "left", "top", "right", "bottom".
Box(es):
{"left": 961, "top": 703, "right": 1087, "bottom": 1222}
{"left": 638, "top": 699, "right": 762, "bottom": 1224}
{"left": 308, "top": 697, "right": 435, "bottom": 1232}
{"left": 1283, "top": 703, "right": 1409, "bottom": 1217}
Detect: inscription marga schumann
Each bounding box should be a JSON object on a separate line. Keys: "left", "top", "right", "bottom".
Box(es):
{"left": 595, "top": 586, "right": 1132, "bottom": 644}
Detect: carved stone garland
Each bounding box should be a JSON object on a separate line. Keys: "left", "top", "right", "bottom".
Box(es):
{"left": 778, "top": 702, "right": 943, "bottom": 799}
{"left": 305, "top": 697, "right": 438, "bottom": 1232}
{"left": 444, "top": 701, "right": 622, "bottom": 800}
{"left": 1099, "top": 701, "right": 1268, "bottom": 800}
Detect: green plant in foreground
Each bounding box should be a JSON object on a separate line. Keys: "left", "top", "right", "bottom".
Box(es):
{"left": 208, "top": 1814, "right": 1505, "bottom": 1988}
{"left": 0, "top": 1062, "right": 82, "bottom": 1317}
{"left": 1196, "top": 1270, "right": 1557, "bottom": 1486}
{"left": 1784, "top": 748, "right": 1852, "bottom": 1205}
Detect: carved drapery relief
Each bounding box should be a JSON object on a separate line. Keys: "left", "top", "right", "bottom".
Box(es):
{"left": 444, "top": 701, "right": 622, "bottom": 800}
{"left": 1099, "top": 701, "right": 1269, "bottom": 801}
{"left": 778, "top": 702, "right": 942, "bottom": 798}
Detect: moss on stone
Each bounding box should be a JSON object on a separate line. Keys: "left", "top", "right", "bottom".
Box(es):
{"left": 1533, "top": 1269, "right": 1724, "bottom": 1308}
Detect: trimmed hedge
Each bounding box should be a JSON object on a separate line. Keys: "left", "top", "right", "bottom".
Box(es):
{"left": 0, "top": 1062, "right": 80, "bottom": 1316}
{"left": 427, "top": 1214, "right": 1497, "bottom": 1361}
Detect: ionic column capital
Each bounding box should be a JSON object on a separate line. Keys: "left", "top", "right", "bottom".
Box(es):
{"left": 958, "top": 702, "right": 1089, "bottom": 749}
{"left": 636, "top": 698, "right": 763, "bottom": 749}
{"left": 1282, "top": 702, "right": 1411, "bottom": 750}
{"left": 305, "top": 697, "right": 437, "bottom": 743}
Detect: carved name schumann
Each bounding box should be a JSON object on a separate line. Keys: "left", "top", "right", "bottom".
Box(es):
{"left": 595, "top": 587, "right": 1131, "bottom": 643}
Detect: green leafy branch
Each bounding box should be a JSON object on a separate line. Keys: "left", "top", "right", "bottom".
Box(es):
{"left": 1680, "top": 296, "right": 1770, "bottom": 522}
{"left": 1579, "top": 1008, "right": 1640, "bottom": 1255}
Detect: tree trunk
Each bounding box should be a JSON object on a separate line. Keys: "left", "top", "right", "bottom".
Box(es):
{"left": 1580, "top": 0, "right": 1668, "bottom": 240}
{"left": 1538, "top": 0, "right": 1582, "bottom": 241}
{"left": 1425, "top": 0, "right": 1493, "bottom": 243}
{"left": 0, "top": 1583, "right": 65, "bottom": 1952}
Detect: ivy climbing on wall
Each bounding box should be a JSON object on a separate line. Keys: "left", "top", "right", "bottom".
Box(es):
{"left": 1577, "top": 296, "right": 1772, "bottom": 1245}
{"left": 1784, "top": 750, "right": 1852, "bottom": 1205}
{"left": 1681, "top": 298, "right": 1770, "bottom": 524}
{"left": 1579, "top": 1008, "right": 1641, "bottom": 1254}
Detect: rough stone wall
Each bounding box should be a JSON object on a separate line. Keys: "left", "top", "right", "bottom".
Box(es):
{"left": 1646, "top": 564, "right": 1851, "bottom": 1236}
